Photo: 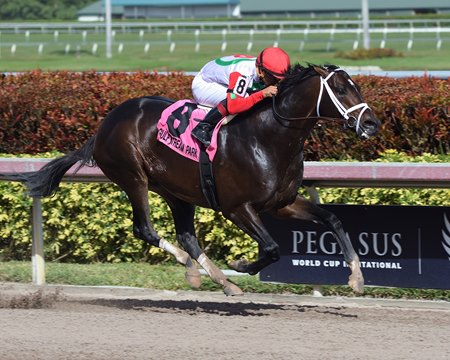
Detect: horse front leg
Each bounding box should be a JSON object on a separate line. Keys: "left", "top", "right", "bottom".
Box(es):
{"left": 224, "top": 203, "right": 280, "bottom": 275}
{"left": 274, "top": 194, "right": 364, "bottom": 294}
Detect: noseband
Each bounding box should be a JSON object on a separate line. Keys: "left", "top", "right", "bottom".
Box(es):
{"left": 317, "top": 70, "right": 370, "bottom": 133}
{"left": 272, "top": 68, "right": 371, "bottom": 134}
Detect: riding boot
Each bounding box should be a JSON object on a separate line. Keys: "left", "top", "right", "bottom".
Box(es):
{"left": 191, "top": 107, "right": 224, "bottom": 147}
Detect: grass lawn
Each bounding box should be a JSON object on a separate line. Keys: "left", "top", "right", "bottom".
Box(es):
{"left": 1, "top": 28, "right": 449, "bottom": 71}
{"left": 0, "top": 261, "right": 448, "bottom": 301}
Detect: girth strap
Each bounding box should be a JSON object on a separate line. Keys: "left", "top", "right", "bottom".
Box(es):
{"left": 199, "top": 147, "right": 220, "bottom": 211}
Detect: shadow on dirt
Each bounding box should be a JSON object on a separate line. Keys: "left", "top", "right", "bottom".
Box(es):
{"left": 83, "top": 298, "right": 358, "bottom": 318}
{"left": 0, "top": 286, "right": 357, "bottom": 318}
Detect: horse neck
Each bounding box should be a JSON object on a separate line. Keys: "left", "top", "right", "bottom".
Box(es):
{"left": 270, "top": 76, "right": 321, "bottom": 142}
{"left": 283, "top": 74, "right": 321, "bottom": 114}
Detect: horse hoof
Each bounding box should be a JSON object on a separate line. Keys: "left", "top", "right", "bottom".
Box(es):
{"left": 224, "top": 283, "right": 244, "bottom": 296}
{"left": 228, "top": 259, "right": 249, "bottom": 273}
{"left": 348, "top": 260, "right": 364, "bottom": 294}
{"left": 348, "top": 275, "right": 364, "bottom": 294}
{"left": 185, "top": 271, "right": 202, "bottom": 289}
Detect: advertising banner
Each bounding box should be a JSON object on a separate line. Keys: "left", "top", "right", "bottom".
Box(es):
{"left": 260, "top": 205, "right": 450, "bottom": 289}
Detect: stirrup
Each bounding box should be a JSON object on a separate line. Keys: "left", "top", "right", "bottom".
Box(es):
{"left": 192, "top": 128, "right": 211, "bottom": 146}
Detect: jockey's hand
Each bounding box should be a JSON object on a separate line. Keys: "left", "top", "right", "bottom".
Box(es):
{"left": 262, "top": 85, "right": 278, "bottom": 98}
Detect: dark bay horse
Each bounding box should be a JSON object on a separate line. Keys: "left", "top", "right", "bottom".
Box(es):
{"left": 16, "top": 64, "right": 380, "bottom": 295}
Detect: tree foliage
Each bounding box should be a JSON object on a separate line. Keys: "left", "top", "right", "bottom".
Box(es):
{"left": 0, "top": 0, "right": 94, "bottom": 20}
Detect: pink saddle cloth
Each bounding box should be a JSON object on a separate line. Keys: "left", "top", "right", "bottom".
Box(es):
{"left": 156, "top": 99, "right": 227, "bottom": 162}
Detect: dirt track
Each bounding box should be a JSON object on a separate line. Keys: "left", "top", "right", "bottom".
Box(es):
{"left": 0, "top": 283, "right": 449, "bottom": 360}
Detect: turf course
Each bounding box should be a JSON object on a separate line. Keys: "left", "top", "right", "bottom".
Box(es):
{"left": 1, "top": 22, "right": 449, "bottom": 71}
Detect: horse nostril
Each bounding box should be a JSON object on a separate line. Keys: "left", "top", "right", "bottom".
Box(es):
{"left": 364, "top": 118, "right": 381, "bottom": 133}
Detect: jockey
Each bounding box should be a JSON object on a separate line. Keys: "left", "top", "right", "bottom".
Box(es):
{"left": 191, "top": 47, "right": 291, "bottom": 147}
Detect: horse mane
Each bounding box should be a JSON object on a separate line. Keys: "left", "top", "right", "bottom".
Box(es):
{"left": 240, "top": 63, "right": 341, "bottom": 118}
{"left": 278, "top": 63, "right": 340, "bottom": 93}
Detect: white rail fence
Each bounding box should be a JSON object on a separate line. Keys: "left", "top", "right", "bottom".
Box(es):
{"left": 1, "top": 19, "right": 449, "bottom": 56}
{"left": 1, "top": 19, "right": 450, "bottom": 31}
{"left": 1, "top": 158, "right": 449, "bottom": 286}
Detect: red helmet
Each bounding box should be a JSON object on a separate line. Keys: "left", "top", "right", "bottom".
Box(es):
{"left": 256, "top": 47, "right": 290, "bottom": 79}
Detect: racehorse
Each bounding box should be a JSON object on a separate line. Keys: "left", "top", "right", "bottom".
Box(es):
{"left": 15, "top": 64, "right": 380, "bottom": 296}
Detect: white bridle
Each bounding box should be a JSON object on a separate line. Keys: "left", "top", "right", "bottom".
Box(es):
{"left": 316, "top": 70, "right": 371, "bottom": 136}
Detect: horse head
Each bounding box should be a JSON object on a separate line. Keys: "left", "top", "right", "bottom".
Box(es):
{"left": 275, "top": 64, "right": 381, "bottom": 139}
{"left": 313, "top": 65, "right": 381, "bottom": 138}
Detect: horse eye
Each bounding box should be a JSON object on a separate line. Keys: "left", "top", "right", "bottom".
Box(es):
{"left": 336, "top": 87, "right": 346, "bottom": 95}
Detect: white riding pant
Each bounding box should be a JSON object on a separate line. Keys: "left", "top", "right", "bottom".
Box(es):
{"left": 192, "top": 72, "right": 227, "bottom": 108}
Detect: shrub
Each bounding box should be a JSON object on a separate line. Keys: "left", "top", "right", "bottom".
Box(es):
{"left": 335, "top": 48, "right": 403, "bottom": 60}
{"left": 0, "top": 71, "right": 448, "bottom": 159}
{"left": 0, "top": 151, "right": 448, "bottom": 264}
{"left": 0, "top": 71, "right": 193, "bottom": 153}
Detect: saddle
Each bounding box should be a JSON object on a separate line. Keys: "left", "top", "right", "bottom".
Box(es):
{"left": 157, "top": 99, "right": 231, "bottom": 210}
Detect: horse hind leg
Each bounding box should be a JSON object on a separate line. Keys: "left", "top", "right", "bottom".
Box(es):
{"left": 158, "top": 238, "right": 201, "bottom": 288}
{"left": 198, "top": 253, "right": 243, "bottom": 296}
{"left": 166, "top": 196, "right": 243, "bottom": 296}
{"left": 129, "top": 190, "right": 203, "bottom": 288}
{"left": 177, "top": 231, "right": 243, "bottom": 296}
{"left": 138, "top": 221, "right": 204, "bottom": 289}
{"left": 98, "top": 164, "right": 200, "bottom": 287}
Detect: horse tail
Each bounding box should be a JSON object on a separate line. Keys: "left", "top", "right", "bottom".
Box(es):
{"left": 16, "top": 136, "right": 97, "bottom": 197}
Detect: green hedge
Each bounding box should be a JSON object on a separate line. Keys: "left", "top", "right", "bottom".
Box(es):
{"left": 1, "top": 151, "right": 448, "bottom": 264}
{"left": 0, "top": 71, "right": 193, "bottom": 154}
{"left": 0, "top": 71, "right": 448, "bottom": 159}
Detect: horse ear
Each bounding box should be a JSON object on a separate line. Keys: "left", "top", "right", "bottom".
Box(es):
{"left": 313, "top": 66, "right": 328, "bottom": 78}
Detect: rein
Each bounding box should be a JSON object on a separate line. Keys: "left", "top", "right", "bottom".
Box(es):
{"left": 271, "top": 96, "right": 346, "bottom": 126}
{"left": 272, "top": 69, "right": 370, "bottom": 131}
